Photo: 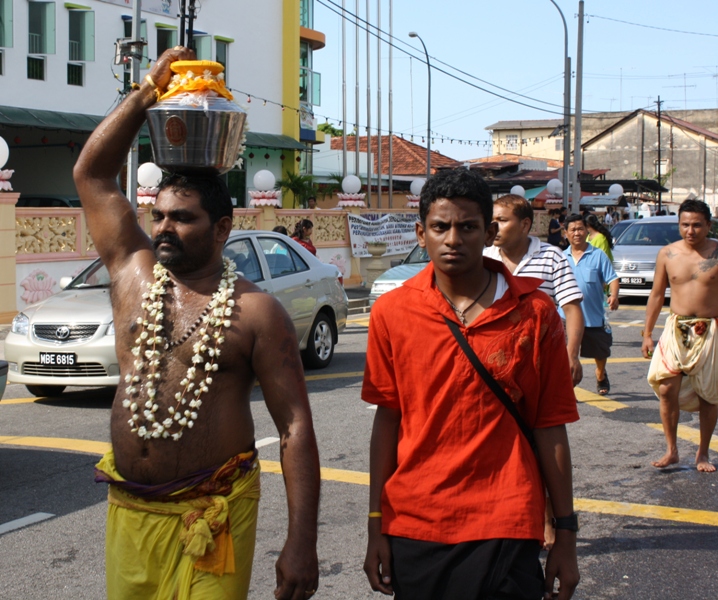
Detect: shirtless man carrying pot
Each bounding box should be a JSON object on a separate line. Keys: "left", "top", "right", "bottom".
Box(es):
{"left": 642, "top": 199, "right": 718, "bottom": 473}
{"left": 74, "top": 47, "right": 320, "bottom": 599}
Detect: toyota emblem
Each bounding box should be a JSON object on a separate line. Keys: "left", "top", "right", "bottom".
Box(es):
{"left": 56, "top": 326, "right": 71, "bottom": 340}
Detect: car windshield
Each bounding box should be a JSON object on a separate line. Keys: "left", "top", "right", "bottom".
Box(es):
{"left": 616, "top": 222, "right": 681, "bottom": 246}
{"left": 67, "top": 260, "right": 111, "bottom": 289}
{"left": 404, "top": 245, "right": 429, "bottom": 264}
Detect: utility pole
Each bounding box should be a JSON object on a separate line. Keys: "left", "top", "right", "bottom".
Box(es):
{"left": 656, "top": 96, "right": 663, "bottom": 213}
{"left": 376, "top": 0, "right": 382, "bottom": 208}
{"left": 365, "top": 0, "right": 372, "bottom": 207}
{"left": 571, "top": 0, "right": 585, "bottom": 214}
{"left": 126, "top": 0, "right": 143, "bottom": 210}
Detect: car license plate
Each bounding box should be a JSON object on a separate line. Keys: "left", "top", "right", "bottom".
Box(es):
{"left": 620, "top": 277, "right": 644, "bottom": 285}
{"left": 39, "top": 352, "right": 77, "bottom": 366}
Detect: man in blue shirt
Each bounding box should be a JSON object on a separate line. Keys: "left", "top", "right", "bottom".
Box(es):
{"left": 560, "top": 214, "right": 620, "bottom": 395}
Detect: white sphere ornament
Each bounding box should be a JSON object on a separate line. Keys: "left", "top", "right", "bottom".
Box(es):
{"left": 253, "top": 169, "right": 276, "bottom": 192}
{"left": 137, "top": 162, "right": 163, "bottom": 188}
{"left": 608, "top": 183, "right": 624, "bottom": 196}
{"left": 342, "top": 175, "right": 362, "bottom": 194}
{"left": 546, "top": 178, "right": 563, "bottom": 197}
{"left": 0, "top": 136, "right": 9, "bottom": 169}
{"left": 410, "top": 178, "right": 426, "bottom": 196}
{"left": 510, "top": 185, "right": 526, "bottom": 198}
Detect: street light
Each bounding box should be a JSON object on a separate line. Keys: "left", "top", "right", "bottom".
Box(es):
{"left": 547, "top": 0, "right": 571, "bottom": 210}
{"left": 409, "top": 31, "right": 431, "bottom": 179}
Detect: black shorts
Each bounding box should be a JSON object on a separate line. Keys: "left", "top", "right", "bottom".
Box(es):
{"left": 389, "top": 536, "right": 544, "bottom": 600}
{"left": 580, "top": 326, "right": 612, "bottom": 360}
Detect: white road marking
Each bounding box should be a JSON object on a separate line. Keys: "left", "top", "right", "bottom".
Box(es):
{"left": 620, "top": 319, "right": 643, "bottom": 329}
{"left": 256, "top": 437, "right": 280, "bottom": 448}
{"left": 367, "top": 405, "right": 377, "bottom": 410}
{"left": 0, "top": 512, "right": 55, "bottom": 535}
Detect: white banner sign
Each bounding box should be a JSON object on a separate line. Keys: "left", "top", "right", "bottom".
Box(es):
{"left": 98, "top": 0, "right": 176, "bottom": 17}
{"left": 347, "top": 213, "right": 419, "bottom": 258}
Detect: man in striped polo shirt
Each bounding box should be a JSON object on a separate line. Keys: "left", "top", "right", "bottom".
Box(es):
{"left": 485, "top": 194, "right": 584, "bottom": 387}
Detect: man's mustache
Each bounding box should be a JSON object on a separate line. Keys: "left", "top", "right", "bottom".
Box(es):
{"left": 153, "top": 233, "right": 184, "bottom": 251}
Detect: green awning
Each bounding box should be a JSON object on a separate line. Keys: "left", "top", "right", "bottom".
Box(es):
{"left": 524, "top": 186, "right": 546, "bottom": 200}
{"left": 245, "top": 132, "right": 309, "bottom": 152}
{"left": 0, "top": 105, "right": 308, "bottom": 151}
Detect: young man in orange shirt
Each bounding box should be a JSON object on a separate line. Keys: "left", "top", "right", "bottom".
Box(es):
{"left": 362, "top": 168, "right": 580, "bottom": 600}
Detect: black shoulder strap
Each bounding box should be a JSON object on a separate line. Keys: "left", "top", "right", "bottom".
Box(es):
{"left": 443, "top": 316, "right": 539, "bottom": 457}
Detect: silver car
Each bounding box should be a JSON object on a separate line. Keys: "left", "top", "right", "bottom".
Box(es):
{"left": 612, "top": 216, "right": 718, "bottom": 297}
{"left": 369, "top": 244, "right": 429, "bottom": 306}
{"left": 5, "top": 231, "right": 348, "bottom": 397}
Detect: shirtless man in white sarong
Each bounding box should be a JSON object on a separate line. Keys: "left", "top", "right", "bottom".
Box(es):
{"left": 642, "top": 199, "right": 718, "bottom": 472}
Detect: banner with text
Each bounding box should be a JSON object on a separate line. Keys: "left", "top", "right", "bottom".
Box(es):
{"left": 347, "top": 213, "right": 419, "bottom": 257}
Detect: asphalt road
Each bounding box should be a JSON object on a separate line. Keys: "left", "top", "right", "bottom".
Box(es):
{"left": 1, "top": 301, "right": 718, "bottom": 600}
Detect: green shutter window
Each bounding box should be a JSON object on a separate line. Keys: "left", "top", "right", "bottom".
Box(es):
{"left": 192, "top": 35, "right": 211, "bottom": 61}
{"left": 68, "top": 10, "right": 93, "bottom": 61}
{"left": 157, "top": 28, "right": 177, "bottom": 57}
{"left": 29, "top": 1, "right": 56, "bottom": 55}
{"left": 216, "top": 40, "right": 228, "bottom": 81}
{"left": 0, "top": 0, "right": 13, "bottom": 48}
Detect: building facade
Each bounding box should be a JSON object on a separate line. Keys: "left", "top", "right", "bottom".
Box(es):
{"left": 0, "top": 0, "right": 324, "bottom": 206}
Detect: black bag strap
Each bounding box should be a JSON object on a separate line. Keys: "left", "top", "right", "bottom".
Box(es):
{"left": 443, "top": 316, "right": 539, "bottom": 458}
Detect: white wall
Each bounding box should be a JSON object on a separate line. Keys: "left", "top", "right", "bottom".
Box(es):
{"left": 1, "top": 0, "right": 286, "bottom": 136}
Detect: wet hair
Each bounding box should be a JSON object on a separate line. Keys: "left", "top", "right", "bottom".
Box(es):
{"left": 158, "top": 173, "right": 233, "bottom": 224}
{"left": 272, "top": 225, "right": 288, "bottom": 235}
{"left": 585, "top": 214, "right": 614, "bottom": 249}
{"left": 679, "top": 199, "right": 711, "bottom": 223}
{"left": 419, "top": 168, "right": 492, "bottom": 226}
{"left": 564, "top": 213, "right": 586, "bottom": 229}
{"left": 292, "top": 218, "right": 314, "bottom": 240}
{"left": 494, "top": 194, "right": 534, "bottom": 225}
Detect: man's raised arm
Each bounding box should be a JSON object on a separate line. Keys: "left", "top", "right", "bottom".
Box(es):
{"left": 73, "top": 47, "right": 194, "bottom": 272}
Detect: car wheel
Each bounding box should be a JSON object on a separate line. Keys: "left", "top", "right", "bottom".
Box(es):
{"left": 302, "top": 313, "right": 335, "bottom": 370}
{"left": 26, "top": 384, "right": 66, "bottom": 398}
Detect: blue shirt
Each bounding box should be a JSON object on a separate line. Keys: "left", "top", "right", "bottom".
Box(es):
{"left": 559, "top": 243, "right": 618, "bottom": 327}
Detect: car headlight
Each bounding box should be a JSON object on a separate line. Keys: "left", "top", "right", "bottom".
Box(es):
{"left": 11, "top": 312, "right": 29, "bottom": 336}
{"left": 106, "top": 321, "right": 115, "bottom": 336}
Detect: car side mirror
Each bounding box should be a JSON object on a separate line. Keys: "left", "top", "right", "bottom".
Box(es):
{"left": 59, "top": 276, "right": 73, "bottom": 290}
{"left": 390, "top": 259, "right": 402, "bottom": 268}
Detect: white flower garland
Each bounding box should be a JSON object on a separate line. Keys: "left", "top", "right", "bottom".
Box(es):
{"left": 123, "top": 257, "right": 238, "bottom": 441}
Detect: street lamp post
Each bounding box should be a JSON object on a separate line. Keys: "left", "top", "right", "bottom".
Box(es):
{"left": 409, "top": 32, "right": 431, "bottom": 179}
{"left": 547, "top": 0, "right": 571, "bottom": 210}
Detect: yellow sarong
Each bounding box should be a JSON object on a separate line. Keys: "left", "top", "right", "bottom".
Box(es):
{"left": 647, "top": 313, "right": 718, "bottom": 411}
{"left": 96, "top": 450, "right": 260, "bottom": 600}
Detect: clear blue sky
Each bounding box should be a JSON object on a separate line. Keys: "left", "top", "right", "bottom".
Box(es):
{"left": 313, "top": 0, "right": 718, "bottom": 161}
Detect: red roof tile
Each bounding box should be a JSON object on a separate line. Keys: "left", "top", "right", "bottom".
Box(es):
{"left": 329, "top": 135, "right": 462, "bottom": 176}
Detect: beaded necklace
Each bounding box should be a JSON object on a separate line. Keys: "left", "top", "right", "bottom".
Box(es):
{"left": 123, "top": 257, "right": 238, "bottom": 441}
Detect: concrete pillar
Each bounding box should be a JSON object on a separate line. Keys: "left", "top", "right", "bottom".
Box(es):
{"left": 0, "top": 193, "right": 19, "bottom": 322}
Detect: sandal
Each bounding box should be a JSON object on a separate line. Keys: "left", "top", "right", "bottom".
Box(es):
{"left": 597, "top": 374, "right": 610, "bottom": 396}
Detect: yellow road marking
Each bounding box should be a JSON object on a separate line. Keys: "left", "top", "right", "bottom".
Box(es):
{"left": 574, "top": 387, "right": 628, "bottom": 412}
{"left": 0, "top": 435, "right": 111, "bottom": 455}
{"left": 304, "top": 371, "right": 364, "bottom": 382}
{"left": 0, "top": 397, "right": 44, "bottom": 405}
{"left": 1, "top": 435, "right": 717, "bottom": 527}
{"left": 646, "top": 423, "right": 718, "bottom": 453}
{"left": 573, "top": 498, "right": 718, "bottom": 527}
{"left": 349, "top": 317, "right": 370, "bottom": 327}
{"left": 579, "top": 357, "right": 649, "bottom": 365}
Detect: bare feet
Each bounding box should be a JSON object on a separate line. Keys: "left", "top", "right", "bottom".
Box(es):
{"left": 696, "top": 452, "right": 716, "bottom": 472}
{"left": 652, "top": 450, "right": 679, "bottom": 468}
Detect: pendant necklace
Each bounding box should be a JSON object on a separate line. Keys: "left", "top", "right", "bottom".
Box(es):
{"left": 440, "top": 271, "right": 493, "bottom": 325}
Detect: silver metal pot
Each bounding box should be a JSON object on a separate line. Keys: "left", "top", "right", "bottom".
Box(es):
{"left": 146, "top": 95, "right": 247, "bottom": 175}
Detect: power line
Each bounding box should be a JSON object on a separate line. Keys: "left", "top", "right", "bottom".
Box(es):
{"left": 585, "top": 14, "right": 718, "bottom": 38}
{"left": 316, "top": 0, "right": 572, "bottom": 117}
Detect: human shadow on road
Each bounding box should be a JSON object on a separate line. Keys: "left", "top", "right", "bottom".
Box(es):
{"left": 32, "top": 387, "right": 115, "bottom": 410}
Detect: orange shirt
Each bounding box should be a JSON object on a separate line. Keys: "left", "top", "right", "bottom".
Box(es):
{"left": 362, "top": 259, "right": 579, "bottom": 544}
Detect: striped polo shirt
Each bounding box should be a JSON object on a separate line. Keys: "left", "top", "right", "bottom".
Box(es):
{"left": 484, "top": 236, "right": 583, "bottom": 308}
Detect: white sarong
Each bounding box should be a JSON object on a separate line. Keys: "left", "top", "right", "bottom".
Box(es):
{"left": 647, "top": 313, "right": 718, "bottom": 411}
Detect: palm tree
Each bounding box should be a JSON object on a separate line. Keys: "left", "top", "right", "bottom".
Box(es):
{"left": 276, "top": 171, "right": 318, "bottom": 208}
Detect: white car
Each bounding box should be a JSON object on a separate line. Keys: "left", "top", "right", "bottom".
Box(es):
{"left": 5, "top": 231, "right": 348, "bottom": 397}
{"left": 369, "top": 244, "right": 429, "bottom": 306}
{"left": 612, "top": 216, "right": 718, "bottom": 297}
